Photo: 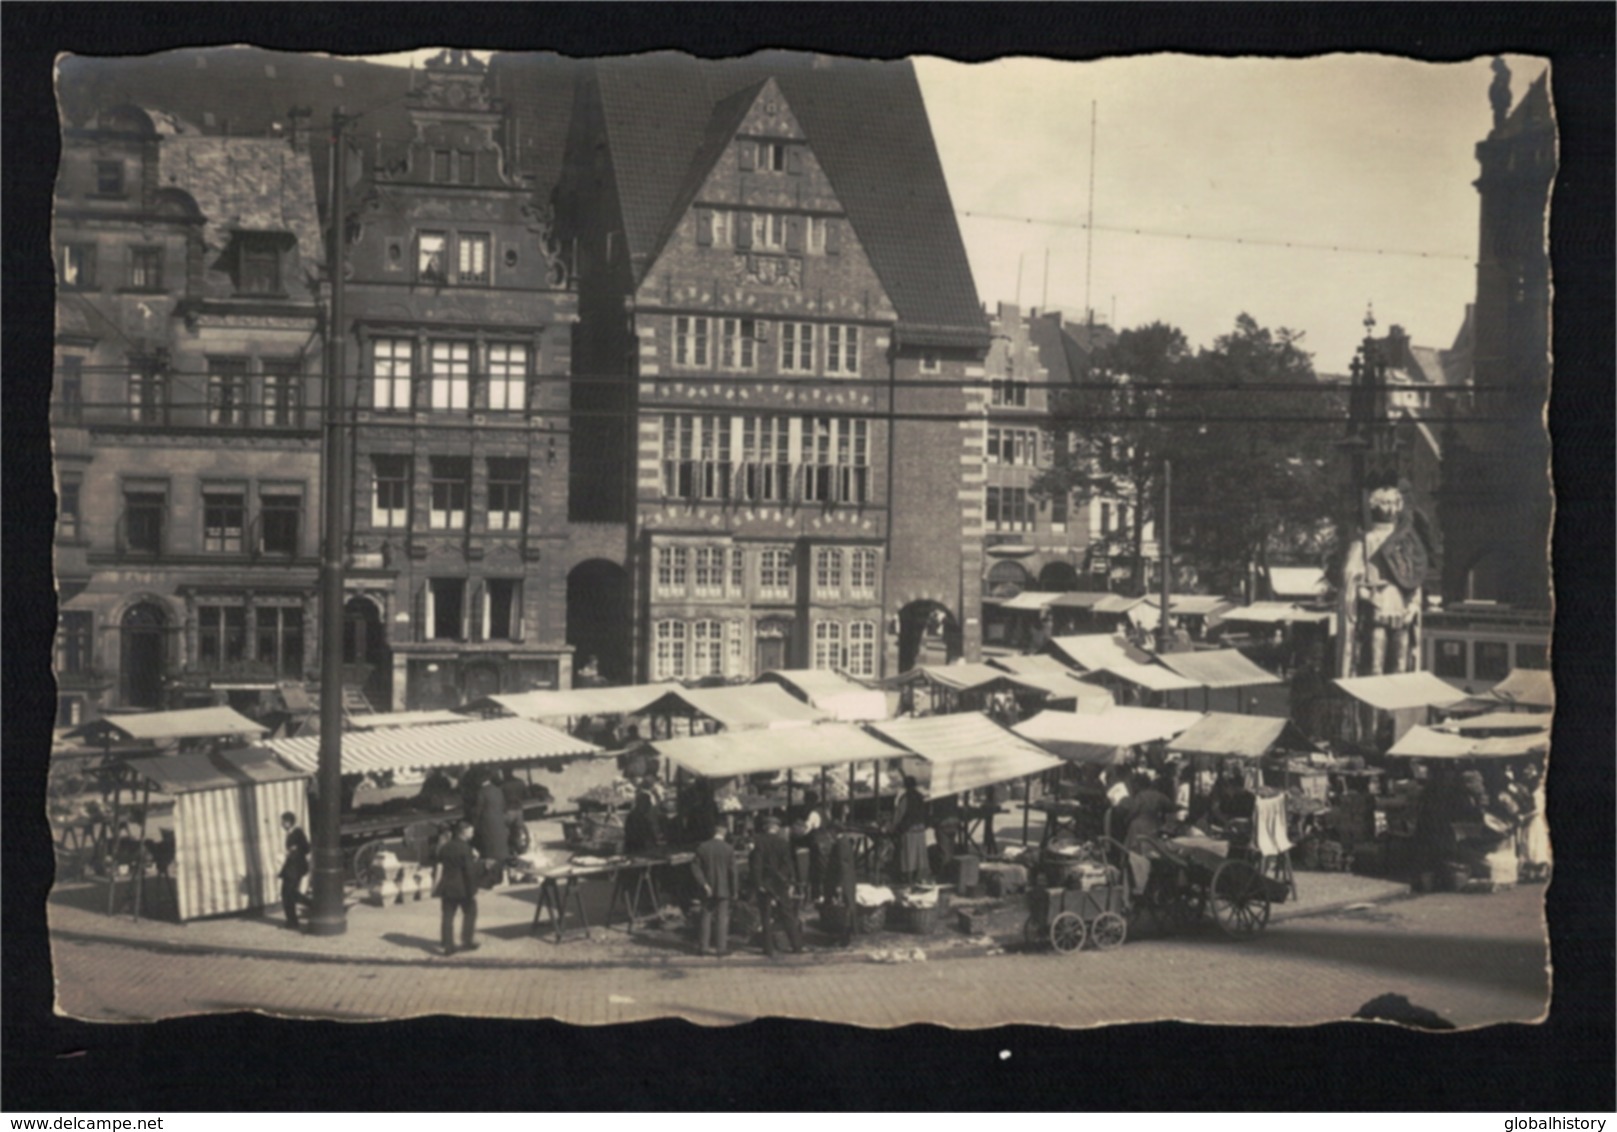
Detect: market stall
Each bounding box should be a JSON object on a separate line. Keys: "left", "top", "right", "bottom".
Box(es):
{"left": 1046, "top": 592, "right": 1143, "bottom": 637}
{"left": 115, "top": 748, "right": 310, "bottom": 922}
{"left": 1484, "top": 668, "right": 1554, "bottom": 712}
{"left": 1166, "top": 712, "right": 1319, "bottom": 765}
{"left": 752, "top": 669, "right": 891, "bottom": 722}
{"left": 1334, "top": 671, "right": 1475, "bottom": 714}
{"left": 889, "top": 662, "right": 1062, "bottom": 718}
{"left": 66, "top": 706, "right": 268, "bottom": 752}
{"left": 1014, "top": 706, "right": 1205, "bottom": 767}
{"left": 987, "top": 655, "right": 1116, "bottom": 713}
{"left": 1154, "top": 648, "right": 1284, "bottom": 713}
{"left": 640, "top": 683, "right": 832, "bottom": 737}
{"left": 344, "top": 710, "right": 469, "bottom": 730}
{"left": 1042, "top": 635, "right": 1202, "bottom": 705}
{"left": 1130, "top": 594, "right": 1238, "bottom": 641}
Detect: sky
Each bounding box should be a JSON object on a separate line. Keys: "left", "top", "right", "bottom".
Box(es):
{"left": 371, "top": 49, "right": 1548, "bottom": 373}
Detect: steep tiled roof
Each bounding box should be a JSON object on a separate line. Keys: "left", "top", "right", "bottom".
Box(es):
{"left": 1027, "top": 313, "right": 1079, "bottom": 384}
{"left": 485, "top": 52, "right": 581, "bottom": 201}
{"left": 159, "top": 136, "right": 321, "bottom": 261}
{"left": 589, "top": 51, "right": 987, "bottom": 346}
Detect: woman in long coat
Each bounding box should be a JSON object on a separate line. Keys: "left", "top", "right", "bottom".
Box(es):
{"left": 472, "top": 772, "right": 510, "bottom": 871}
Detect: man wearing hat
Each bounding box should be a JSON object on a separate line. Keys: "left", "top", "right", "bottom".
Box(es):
{"left": 750, "top": 814, "right": 803, "bottom": 956}
{"left": 690, "top": 823, "right": 739, "bottom": 957}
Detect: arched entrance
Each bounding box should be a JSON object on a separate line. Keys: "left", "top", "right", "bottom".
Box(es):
{"left": 985, "top": 560, "right": 1032, "bottom": 599}
{"left": 342, "top": 595, "right": 392, "bottom": 711}
{"left": 754, "top": 616, "right": 794, "bottom": 674}
{"left": 1038, "top": 561, "right": 1080, "bottom": 591}
{"left": 897, "top": 600, "right": 961, "bottom": 672}
{"left": 567, "top": 559, "right": 630, "bottom": 685}
{"left": 120, "top": 601, "right": 167, "bottom": 708}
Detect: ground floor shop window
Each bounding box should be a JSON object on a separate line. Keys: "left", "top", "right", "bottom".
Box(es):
{"left": 255, "top": 607, "right": 304, "bottom": 677}
{"left": 198, "top": 605, "right": 248, "bottom": 669}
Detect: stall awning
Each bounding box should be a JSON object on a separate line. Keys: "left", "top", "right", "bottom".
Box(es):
{"left": 346, "top": 710, "right": 469, "bottom": 730}
{"left": 1438, "top": 711, "right": 1555, "bottom": 735}
{"left": 1083, "top": 659, "right": 1203, "bottom": 693}
{"left": 265, "top": 717, "right": 601, "bottom": 775}
{"left": 653, "top": 723, "right": 903, "bottom": 779}
{"left": 654, "top": 684, "right": 832, "bottom": 730}
{"left": 1135, "top": 594, "right": 1238, "bottom": 619}
{"left": 1487, "top": 669, "right": 1555, "bottom": 710}
{"left": 1015, "top": 707, "right": 1206, "bottom": 766}
{"left": 124, "top": 748, "right": 309, "bottom": 793}
{"left": 987, "top": 656, "right": 1114, "bottom": 711}
{"left": 67, "top": 706, "right": 269, "bottom": 745}
{"left": 1166, "top": 713, "right": 1316, "bottom": 759}
{"left": 1044, "top": 634, "right": 1143, "bottom": 671}
{"left": 1156, "top": 649, "right": 1283, "bottom": 689}
{"left": 1389, "top": 725, "right": 1550, "bottom": 760}
{"left": 998, "top": 591, "right": 1063, "bottom": 612}
{"left": 753, "top": 670, "right": 891, "bottom": 722}
{"left": 1214, "top": 602, "right": 1332, "bottom": 626}
{"left": 889, "top": 662, "right": 1048, "bottom": 696}
{"left": 1268, "top": 566, "right": 1327, "bottom": 600}
{"left": 870, "top": 714, "right": 1063, "bottom": 795}
{"left": 1049, "top": 592, "right": 1143, "bottom": 614}
{"left": 468, "top": 683, "right": 679, "bottom": 721}
{"left": 1334, "top": 672, "right": 1472, "bottom": 712}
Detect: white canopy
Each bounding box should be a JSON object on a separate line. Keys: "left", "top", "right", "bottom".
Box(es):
{"left": 753, "top": 670, "right": 890, "bottom": 722}
{"left": 346, "top": 710, "right": 468, "bottom": 730}
{"left": 1334, "top": 671, "right": 1474, "bottom": 712}
{"left": 998, "top": 591, "right": 1063, "bottom": 612}
{"left": 1268, "top": 566, "right": 1327, "bottom": 600}
{"left": 469, "top": 683, "right": 679, "bottom": 721}
{"left": 889, "top": 663, "right": 1050, "bottom": 696}
{"left": 988, "top": 656, "right": 1115, "bottom": 711}
{"left": 1389, "top": 725, "right": 1550, "bottom": 760}
{"left": 869, "top": 713, "right": 1063, "bottom": 795}
{"left": 1215, "top": 601, "right": 1332, "bottom": 626}
{"left": 1438, "top": 711, "right": 1555, "bottom": 735}
{"left": 1156, "top": 649, "right": 1283, "bottom": 689}
{"left": 1086, "top": 660, "right": 1202, "bottom": 693}
{"left": 657, "top": 684, "right": 832, "bottom": 730}
{"left": 1015, "top": 706, "right": 1206, "bottom": 766}
{"left": 1487, "top": 669, "right": 1555, "bottom": 710}
{"left": 1166, "top": 713, "right": 1317, "bottom": 759}
{"left": 266, "top": 717, "right": 601, "bottom": 775}
{"left": 67, "top": 706, "right": 268, "bottom": 744}
{"left": 652, "top": 723, "right": 902, "bottom": 779}
{"left": 1044, "top": 634, "right": 1139, "bottom": 671}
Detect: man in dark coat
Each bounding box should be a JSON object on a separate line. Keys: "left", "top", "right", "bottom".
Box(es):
{"left": 623, "top": 791, "right": 665, "bottom": 855}
{"left": 749, "top": 814, "right": 803, "bottom": 956}
{"left": 825, "top": 805, "right": 861, "bottom": 948}
{"left": 472, "top": 772, "right": 509, "bottom": 884}
{"left": 433, "top": 820, "right": 481, "bottom": 956}
{"left": 278, "top": 812, "right": 311, "bottom": 930}
{"left": 690, "top": 823, "right": 739, "bottom": 957}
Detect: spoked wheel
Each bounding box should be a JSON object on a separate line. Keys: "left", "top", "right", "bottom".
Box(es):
{"left": 1023, "top": 916, "right": 1044, "bottom": 948}
{"left": 1210, "top": 859, "right": 1271, "bottom": 939}
{"left": 1089, "top": 911, "right": 1128, "bottom": 951}
{"left": 1049, "top": 911, "right": 1087, "bottom": 954}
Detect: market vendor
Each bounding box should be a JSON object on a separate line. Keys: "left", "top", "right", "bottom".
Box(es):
{"left": 1115, "top": 772, "right": 1180, "bottom": 850}
{"left": 623, "top": 790, "right": 666, "bottom": 855}
{"left": 470, "top": 771, "right": 510, "bottom": 883}
{"left": 891, "top": 776, "right": 930, "bottom": 884}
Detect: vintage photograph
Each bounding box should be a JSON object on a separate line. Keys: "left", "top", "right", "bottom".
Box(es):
{"left": 47, "top": 45, "right": 1554, "bottom": 1030}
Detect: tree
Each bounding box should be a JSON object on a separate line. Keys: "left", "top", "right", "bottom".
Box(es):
{"left": 1035, "top": 322, "right": 1192, "bottom": 594}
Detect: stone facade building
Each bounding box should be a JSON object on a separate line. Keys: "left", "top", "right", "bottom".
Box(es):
{"left": 53, "top": 103, "right": 326, "bottom": 723}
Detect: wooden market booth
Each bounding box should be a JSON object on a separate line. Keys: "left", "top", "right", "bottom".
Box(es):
{"left": 752, "top": 669, "right": 891, "bottom": 722}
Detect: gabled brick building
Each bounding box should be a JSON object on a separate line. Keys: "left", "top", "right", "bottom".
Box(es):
{"left": 543, "top": 53, "right": 991, "bottom": 681}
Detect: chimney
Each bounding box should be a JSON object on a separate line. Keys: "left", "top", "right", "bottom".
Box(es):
{"left": 1386, "top": 324, "right": 1410, "bottom": 369}
{"left": 287, "top": 107, "right": 312, "bottom": 154}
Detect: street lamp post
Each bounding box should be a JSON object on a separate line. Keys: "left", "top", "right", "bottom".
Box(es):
{"left": 308, "top": 107, "right": 350, "bottom": 937}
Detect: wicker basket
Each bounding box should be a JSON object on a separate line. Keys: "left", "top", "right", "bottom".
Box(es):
{"left": 855, "top": 904, "right": 887, "bottom": 934}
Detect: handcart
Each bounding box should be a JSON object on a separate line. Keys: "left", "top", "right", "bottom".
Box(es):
{"left": 1022, "top": 837, "right": 1134, "bottom": 954}
{"left": 1133, "top": 835, "right": 1290, "bottom": 940}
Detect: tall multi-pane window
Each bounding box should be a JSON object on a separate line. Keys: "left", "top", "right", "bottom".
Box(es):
{"left": 122, "top": 487, "right": 165, "bottom": 555}
{"left": 801, "top": 418, "right": 870, "bottom": 504}
{"left": 430, "top": 341, "right": 471, "bottom": 411}
{"left": 730, "top": 547, "right": 746, "bottom": 595}
{"left": 256, "top": 607, "right": 304, "bottom": 677}
{"left": 674, "top": 316, "right": 710, "bottom": 368}
{"left": 486, "top": 458, "right": 525, "bottom": 532}
{"left": 372, "top": 455, "right": 410, "bottom": 528}
{"left": 427, "top": 578, "right": 465, "bottom": 640}
{"left": 260, "top": 491, "right": 302, "bottom": 555}
{"left": 207, "top": 358, "right": 250, "bottom": 426}
{"left": 57, "top": 356, "right": 84, "bottom": 423}
{"left": 692, "top": 620, "right": 725, "bottom": 677}
{"left": 837, "top": 420, "right": 870, "bottom": 503}
{"left": 60, "top": 244, "right": 97, "bottom": 289}
{"left": 262, "top": 360, "right": 303, "bottom": 427}
{"left": 694, "top": 548, "right": 727, "bottom": 598}
{"left": 239, "top": 235, "right": 282, "bottom": 295}
{"left": 1050, "top": 490, "right": 1069, "bottom": 530}
{"left": 372, "top": 338, "right": 413, "bottom": 411}
{"left": 129, "top": 246, "right": 163, "bottom": 291}
{"left": 417, "top": 232, "right": 447, "bottom": 281}
{"left": 94, "top": 160, "right": 125, "bottom": 196}
{"left": 758, "top": 548, "right": 793, "bottom": 600}
{"left": 654, "top": 620, "right": 687, "bottom": 680}
{"left": 780, "top": 323, "right": 814, "bottom": 373}
{"left": 486, "top": 343, "right": 527, "bottom": 411}
{"left": 656, "top": 546, "right": 689, "bottom": 596}
{"left": 484, "top": 579, "right": 521, "bottom": 641}
{"left": 429, "top": 458, "right": 469, "bottom": 530}
{"left": 741, "top": 416, "right": 790, "bottom": 502}
{"left": 850, "top": 549, "right": 878, "bottom": 597}
{"left": 802, "top": 417, "right": 833, "bottom": 503}
{"left": 825, "top": 325, "right": 859, "bottom": 376}
{"left": 699, "top": 414, "right": 731, "bottom": 499}
{"left": 847, "top": 621, "right": 877, "bottom": 677}
{"left": 57, "top": 475, "right": 82, "bottom": 541}
{"left": 129, "top": 366, "right": 166, "bottom": 424}
{"left": 720, "top": 318, "right": 758, "bottom": 370}
{"left": 812, "top": 621, "right": 843, "bottom": 671}
{"left": 198, "top": 605, "right": 248, "bottom": 669}
{"left": 57, "top": 611, "right": 93, "bottom": 674}
{"left": 457, "top": 233, "right": 490, "bottom": 285}
{"left": 662, "top": 414, "right": 696, "bottom": 499}
{"left": 991, "top": 379, "right": 1028, "bottom": 407}
{"left": 814, "top": 548, "right": 843, "bottom": 598}
{"left": 202, "top": 489, "right": 247, "bottom": 553}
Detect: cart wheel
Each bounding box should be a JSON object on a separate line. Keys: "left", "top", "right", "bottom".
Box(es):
{"left": 1090, "top": 911, "right": 1128, "bottom": 951}
{"left": 1049, "top": 911, "right": 1086, "bottom": 954}
{"left": 351, "top": 839, "right": 389, "bottom": 883}
{"left": 1210, "top": 859, "right": 1271, "bottom": 939}
{"left": 1023, "top": 916, "right": 1044, "bottom": 948}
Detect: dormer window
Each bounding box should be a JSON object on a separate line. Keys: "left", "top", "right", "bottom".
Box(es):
{"left": 761, "top": 142, "right": 787, "bottom": 172}
{"left": 94, "top": 160, "right": 125, "bottom": 196}
{"left": 235, "top": 234, "right": 284, "bottom": 295}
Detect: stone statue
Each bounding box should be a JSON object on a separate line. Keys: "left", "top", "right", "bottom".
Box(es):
{"left": 1489, "top": 57, "right": 1512, "bottom": 132}
{"left": 1340, "top": 485, "right": 1429, "bottom": 678}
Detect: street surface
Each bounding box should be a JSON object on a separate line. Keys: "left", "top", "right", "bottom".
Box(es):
{"left": 54, "top": 887, "right": 1548, "bottom": 1029}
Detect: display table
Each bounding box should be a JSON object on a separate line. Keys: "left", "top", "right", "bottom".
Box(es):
{"left": 530, "top": 852, "right": 696, "bottom": 943}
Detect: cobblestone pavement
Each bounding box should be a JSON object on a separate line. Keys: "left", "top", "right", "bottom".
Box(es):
{"left": 53, "top": 886, "right": 1549, "bottom": 1030}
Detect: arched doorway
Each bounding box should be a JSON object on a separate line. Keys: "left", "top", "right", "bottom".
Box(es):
{"left": 342, "top": 595, "right": 392, "bottom": 711}
{"left": 120, "top": 601, "right": 167, "bottom": 708}
{"left": 1038, "top": 561, "right": 1080, "bottom": 591}
{"left": 985, "top": 560, "right": 1032, "bottom": 599}
{"left": 754, "top": 616, "right": 794, "bottom": 674}
{"left": 567, "top": 559, "right": 630, "bottom": 685}
{"left": 897, "top": 600, "right": 961, "bottom": 672}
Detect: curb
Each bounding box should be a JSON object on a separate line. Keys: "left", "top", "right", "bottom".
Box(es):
{"left": 51, "top": 885, "right": 1415, "bottom": 970}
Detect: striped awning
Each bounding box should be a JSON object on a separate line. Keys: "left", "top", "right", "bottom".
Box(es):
{"left": 653, "top": 723, "right": 903, "bottom": 779}
{"left": 1015, "top": 706, "right": 1206, "bottom": 766}
{"left": 264, "top": 717, "right": 601, "bottom": 775}
{"left": 1166, "top": 713, "right": 1317, "bottom": 759}
{"left": 468, "top": 683, "right": 680, "bottom": 720}
{"left": 1334, "top": 672, "right": 1472, "bottom": 712}
{"left": 67, "top": 706, "right": 268, "bottom": 744}
{"left": 869, "top": 713, "right": 1063, "bottom": 795}
{"left": 1156, "top": 649, "right": 1283, "bottom": 689}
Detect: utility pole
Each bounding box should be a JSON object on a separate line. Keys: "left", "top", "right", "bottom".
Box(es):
{"left": 309, "top": 107, "right": 349, "bottom": 937}
{"left": 1157, "top": 458, "right": 1172, "bottom": 653}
